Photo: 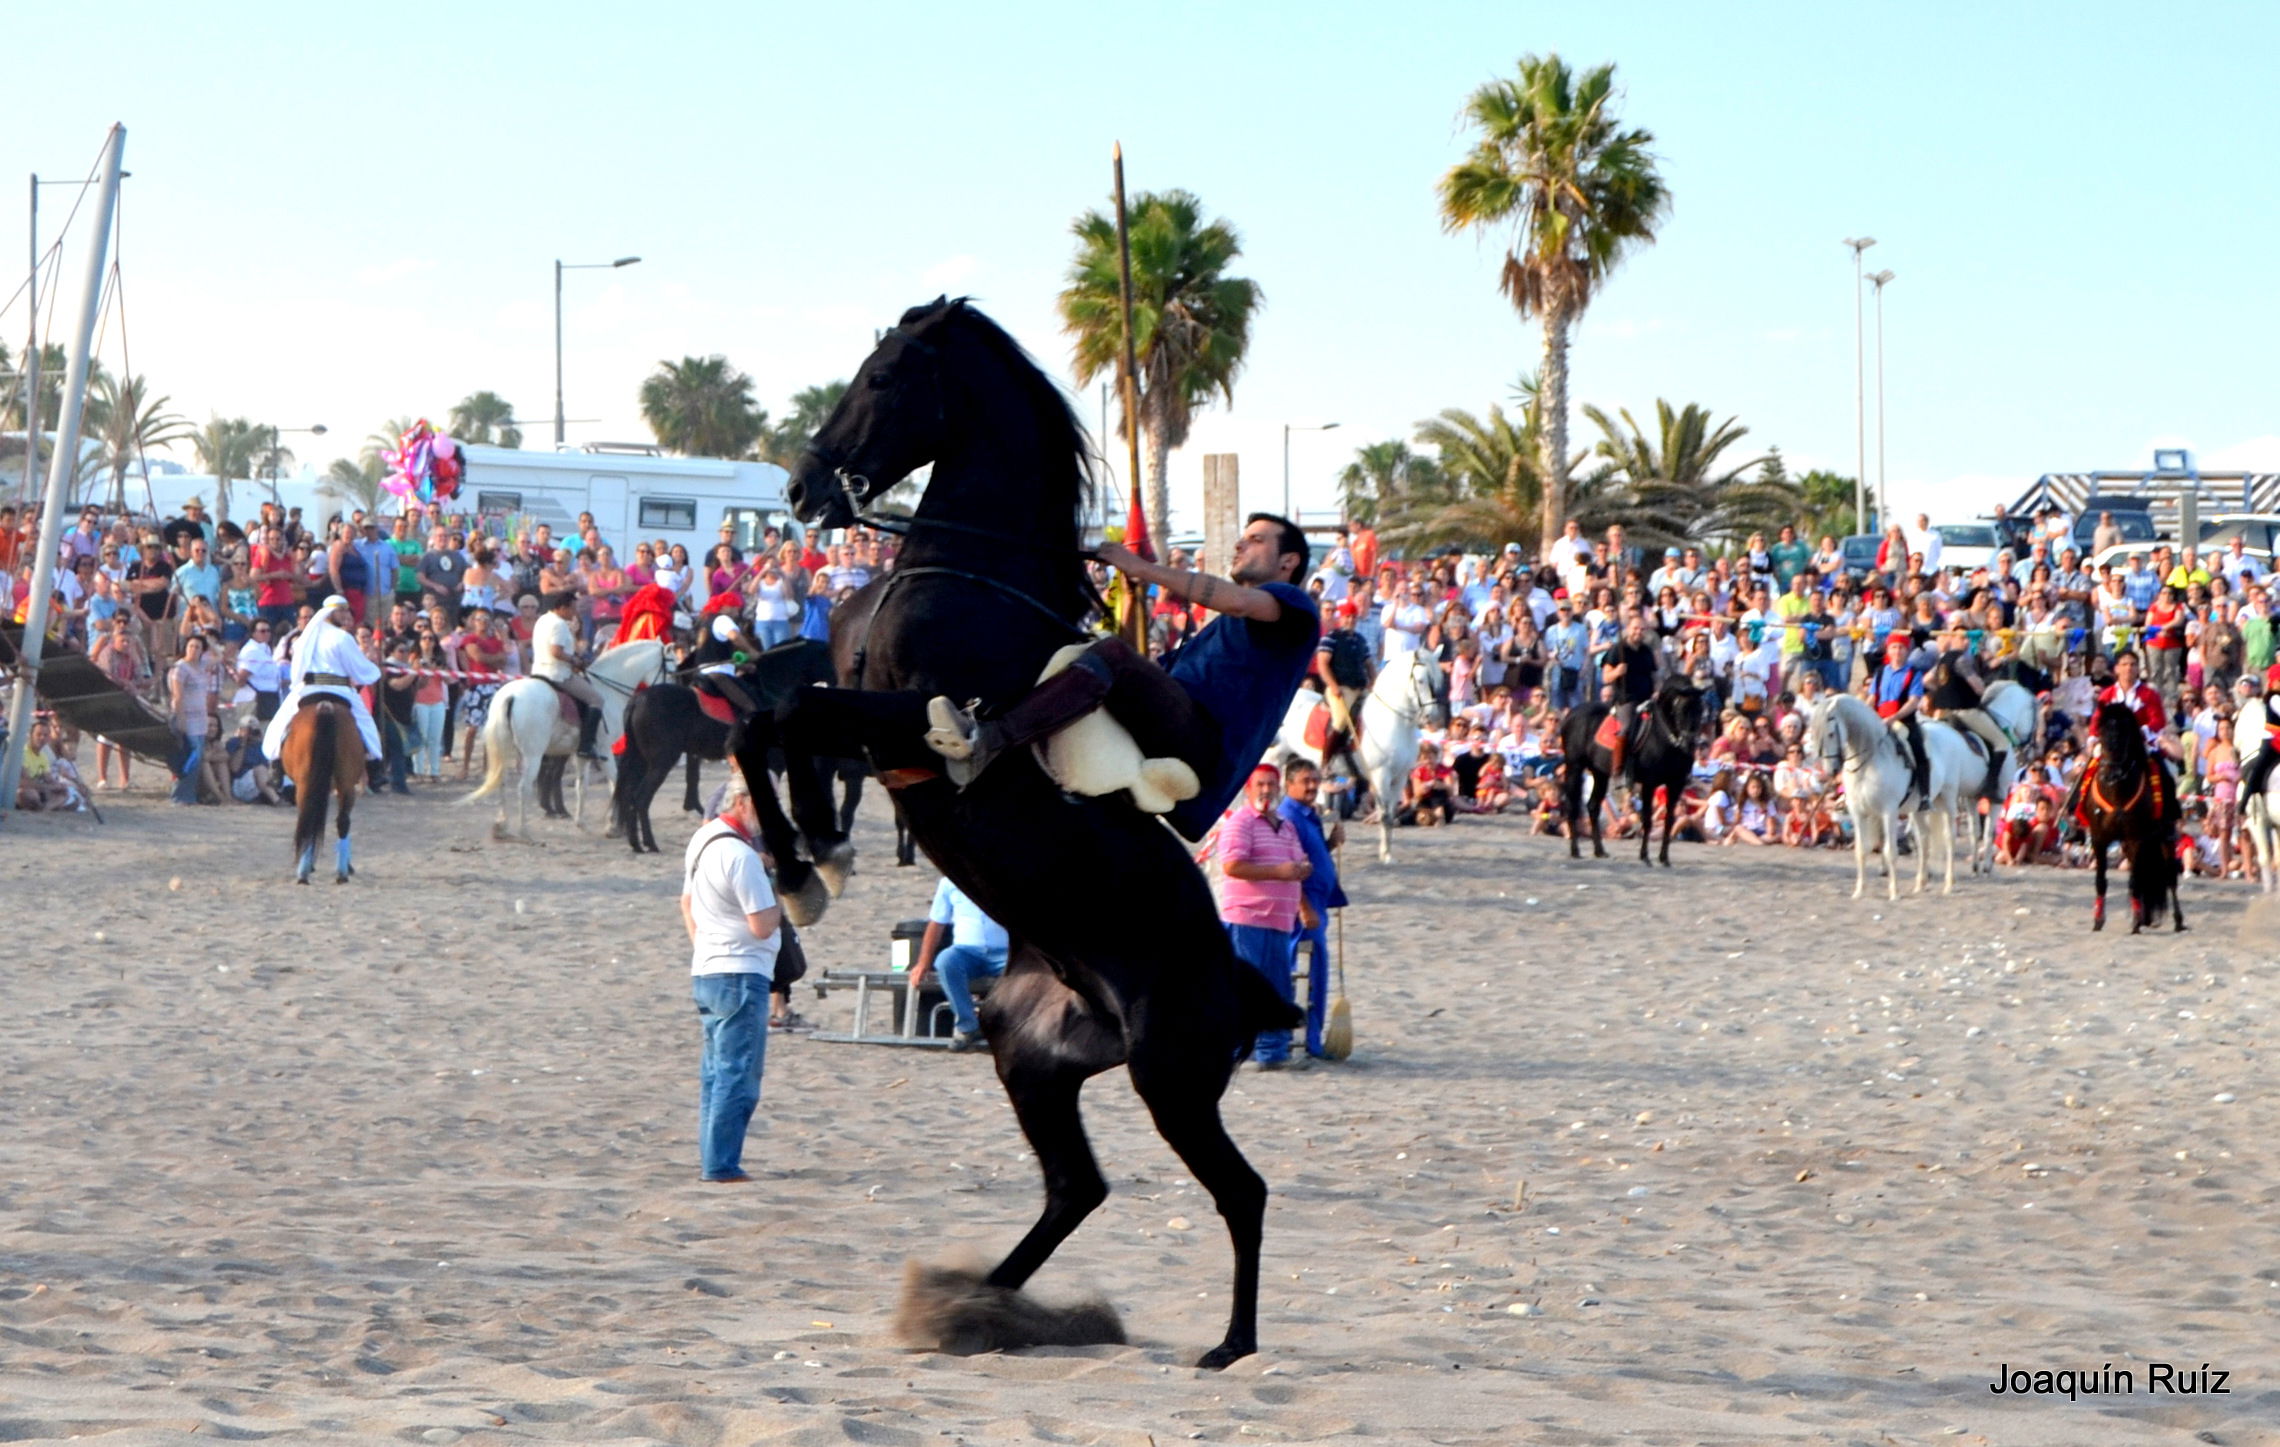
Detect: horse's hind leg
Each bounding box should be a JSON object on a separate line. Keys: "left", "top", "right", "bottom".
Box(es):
{"left": 985, "top": 1065, "right": 1110, "bottom": 1294}
{"left": 1132, "top": 1075, "right": 1266, "bottom": 1370}
{"left": 1588, "top": 773, "right": 1607, "bottom": 858}
{"left": 1660, "top": 788, "right": 1678, "bottom": 867}
{"left": 335, "top": 792, "right": 355, "bottom": 883}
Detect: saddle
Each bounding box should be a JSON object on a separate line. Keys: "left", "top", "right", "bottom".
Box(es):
{"left": 533, "top": 676, "right": 581, "bottom": 729}
{"left": 1593, "top": 712, "right": 1626, "bottom": 753}
{"left": 1303, "top": 699, "right": 1361, "bottom": 756}
{"left": 694, "top": 688, "right": 738, "bottom": 727}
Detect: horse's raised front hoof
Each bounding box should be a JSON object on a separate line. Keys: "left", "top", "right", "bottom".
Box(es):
{"left": 780, "top": 864, "right": 831, "bottom": 928}
{"left": 1195, "top": 1337, "right": 1255, "bottom": 1371}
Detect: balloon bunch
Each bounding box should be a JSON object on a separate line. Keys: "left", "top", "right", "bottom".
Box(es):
{"left": 381, "top": 419, "right": 465, "bottom": 505}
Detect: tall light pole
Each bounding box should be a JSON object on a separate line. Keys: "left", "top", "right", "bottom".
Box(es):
{"left": 1282, "top": 420, "right": 1340, "bottom": 519}
{"left": 1842, "top": 236, "right": 1876, "bottom": 533}
{"left": 259, "top": 424, "right": 328, "bottom": 508}
{"left": 1865, "top": 269, "right": 1895, "bottom": 530}
{"left": 554, "top": 255, "right": 640, "bottom": 449}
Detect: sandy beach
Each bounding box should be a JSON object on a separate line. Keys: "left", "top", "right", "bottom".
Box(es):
{"left": 4, "top": 778, "right": 2277, "bottom": 1446}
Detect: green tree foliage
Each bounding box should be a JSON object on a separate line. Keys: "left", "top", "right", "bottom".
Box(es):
{"left": 1574, "top": 399, "right": 1792, "bottom": 550}
{"left": 1438, "top": 54, "right": 1669, "bottom": 556}
{"left": 190, "top": 417, "right": 265, "bottom": 524}
{"left": 325, "top": 455, "right": 386, "bottom": 514}
{"left": 83, "top": 372, "right": 193, "bottom": 510}
{"left": 1797, "top": 467, "right": 1862, "bottom": 540}
{"left": 761, "top": 381, "right": 848, "bottom": 464}
{"left": 1378, "top": 391, "right": 1550, "bottom": 555}
{"left": 0, "top": 342, "right": 67, "bottom": 434}
{"left": 449, "top": 390, "right": 523, "bottom": 449}
{"left": 1338, "top": 439, "right": 1448, "bottom": 529}
{"left": 639, "top": 356, "right": 767, "bottom": 458}
{"left": 1059, "top": 189, "right": 1261, "bottom": 547}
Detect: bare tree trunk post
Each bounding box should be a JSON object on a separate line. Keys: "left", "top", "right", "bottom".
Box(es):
{"left": 1110, "top": 144, "right": 1153, "bottom": 557}
{"left": 1535, "top": 310, "right": 1572, "bottom": 560}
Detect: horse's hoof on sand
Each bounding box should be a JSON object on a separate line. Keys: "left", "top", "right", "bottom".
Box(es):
{"left": 892, "top": 1261, "right": 1124, "bottom": 1356}
{"left": 1195, "top": 1339, "right": 1256, "bottom": 1371}
{"left": 814, "top": 842, "right": 855, "bottom": 899}
{"left": 604, "top": 825, "right": 623, "bottom": 840}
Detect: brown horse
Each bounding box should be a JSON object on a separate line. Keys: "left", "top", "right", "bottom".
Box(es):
{"left": 281, "top": 699, "right": 363, "bottom": 884}
{"left": 2082, "top": 701, "right": 2184, "bottom": 933}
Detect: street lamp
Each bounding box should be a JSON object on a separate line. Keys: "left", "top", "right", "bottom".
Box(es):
{"left": 1283, "top": 421, "right": 1341, "bottom": 519}
{"left": 1843, "top": 236, "right": 1876, "bottom": 533}
{"left": 554, "top": 255, "right": 641, "bottom": 449}
{"left": 257, "top": 424, "right": 327, "bottom": 512}
{"left": 1865, "top": 269, "right": 1895, "bottom": 528}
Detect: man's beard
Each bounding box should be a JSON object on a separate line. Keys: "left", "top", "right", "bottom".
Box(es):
{"left": 1230, "top": 557, "right": 1285, "bottom": 587}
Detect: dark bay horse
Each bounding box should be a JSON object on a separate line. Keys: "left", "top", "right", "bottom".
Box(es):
{"left": 281, "top": 699, "right": 361, "bottom": 884}
{"left": 1559, "top": 677, "right": 1709, "bottom": 866}
{"left": 2083, "top": 701, "right": 2185, "bottom": 933}
{"left": 742, "top": 298, "right": 1298, "bottom": 1369}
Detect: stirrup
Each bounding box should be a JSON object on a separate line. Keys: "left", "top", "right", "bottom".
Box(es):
{"left": 924, "top": 696, "right": 994, "bottom": 787}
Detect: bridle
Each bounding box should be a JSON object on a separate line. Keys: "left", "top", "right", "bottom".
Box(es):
{"left": 1376, "top": 650, "right": 1442, "bottom": 727}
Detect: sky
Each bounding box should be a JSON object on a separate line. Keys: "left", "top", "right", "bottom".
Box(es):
{"left": 11, "top": 0, "right": 2280, "bottom": 532}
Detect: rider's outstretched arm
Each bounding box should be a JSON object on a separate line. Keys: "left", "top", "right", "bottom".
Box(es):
{"left": 1094, "top": 543, "right": 1283, "bottom": 623}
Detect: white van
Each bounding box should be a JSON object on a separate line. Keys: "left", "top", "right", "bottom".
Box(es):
{"left": 459, "top": 444, "right": 798, "bottom": 561}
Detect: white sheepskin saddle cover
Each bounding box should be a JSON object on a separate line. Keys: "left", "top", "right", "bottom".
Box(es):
{"left": 1034, "top": 644, "right": 1200, "bottom": 815}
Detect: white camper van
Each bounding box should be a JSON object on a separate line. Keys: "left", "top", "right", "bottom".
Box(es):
{"left": 459, "top": 444, "right": 798, "bottom": 560}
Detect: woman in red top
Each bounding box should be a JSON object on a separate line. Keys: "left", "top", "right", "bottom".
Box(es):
{"left": 452, "top": 607, "right": 514, "bottom": 781}
{"left": 2142, "top": 585, "right": 2186, "bottom": 698}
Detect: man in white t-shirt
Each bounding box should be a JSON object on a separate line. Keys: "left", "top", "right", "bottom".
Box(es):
{"left": 1379, "top": 579, "right": 1433, "bottom": 660}
{"left": 680, "top": 768, "right": 782, "bottom": 1184}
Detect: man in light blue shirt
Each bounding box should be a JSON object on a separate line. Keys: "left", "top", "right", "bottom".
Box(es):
{"left": 1544, "top": 598, "right": 1590, "bottom": 711}
{"left": 910, "top": 877, "right": 1010, "bottom": 1051}
{"left": 173, "top": 536, "right": 223, "bottom": 612}
{"left": 2122, "top": 554, "right": 2159, "bottom": 612}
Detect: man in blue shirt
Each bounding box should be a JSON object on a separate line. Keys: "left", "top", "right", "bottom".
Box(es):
{"left": 1544, "top": 597, "right": 1589, "bottom": 711}
{"left": 909, "top": 876, "right": 1010, "bottom": 1051}
{"left": 2122, "top": 554, "right": 2159, "bottom": 612}
{"left": 926, "top": 512, "right": 1320, "bottom": 841}
{"left": 172, "top": 535, "right": 223, "bottom": 613}
{"left": 1277, "top": 760, "right": 1348, "bottom": 1062}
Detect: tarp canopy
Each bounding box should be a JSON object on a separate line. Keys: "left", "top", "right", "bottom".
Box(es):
{"left": 1, "top": 625, "right": 179, "bottom": 764}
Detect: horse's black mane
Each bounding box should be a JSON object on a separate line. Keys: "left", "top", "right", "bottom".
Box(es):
{"left": 900, "top": 297, "right": 1099, "bottom": 534}
{"left": 2094, "top": 701, "right": 2150, "bottom": 773}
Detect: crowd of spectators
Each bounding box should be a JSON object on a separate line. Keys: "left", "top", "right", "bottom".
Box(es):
{"left": 3, "top": 495, "right": 894, "bottom": 809}
{"left": 1261, "top": 512, "right": 2277, "bottom": 882}
{"left": 8, "top": 490, "right": 2275, "bottom": 890}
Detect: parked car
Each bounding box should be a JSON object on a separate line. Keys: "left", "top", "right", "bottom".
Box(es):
{"left": 1933, "top": 523, "right": 2001, "bottom": 575}
{"left": 2196, "top": 513, "right": 2280, "bottom": 557}
{"left": 1838, "top": 534, "right": 1884, "bottom": 582}
{"left": 2070, "top": 497, "right": 2159, "bottom": 554}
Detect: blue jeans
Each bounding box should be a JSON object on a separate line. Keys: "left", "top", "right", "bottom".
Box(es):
{"left": 1288, "top": 920, "right": 1330, "bottom": 1058}
{"left": 934, "top": 944, "right": 1007, "bottom": 1035}
{"left": 172, "top": 734, "right": 204, "bottom": 803}
{"left": 411, "top": 700, "right": 447, "bottom": 776}
{"left": 693, "top": 971, "right": 771, "bottom": 1178}
{"left": 1227, "top": 923, "right": 1296, "bottom": 1063}
{"left": 753, "top": 618, "right": 795, "bottom": 649}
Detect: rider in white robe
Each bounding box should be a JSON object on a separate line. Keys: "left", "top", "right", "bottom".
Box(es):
{"left": 261, "top": 596, "right": 384, "bottom": 762}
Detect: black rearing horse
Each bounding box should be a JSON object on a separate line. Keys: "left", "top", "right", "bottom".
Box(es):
{"left": 2083, "top": 701, "right": 2185, "bottom": 934}
{"left": 1559, "top": 676, "right": 1710, "bottom": 866}
{"left": 742, "top": 298, "right": 1298, "bottom": 1369}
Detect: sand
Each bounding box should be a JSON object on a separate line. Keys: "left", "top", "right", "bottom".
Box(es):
{"left": 3, "top": 774, "right": 2277, "bottom": 1446}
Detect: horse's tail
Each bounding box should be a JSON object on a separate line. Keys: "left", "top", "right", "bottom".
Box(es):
{"left": 293, "top": 704, "right": 338, "bottom": 862}
{"left": 465, "top": 693, "right": 514, "bottom": 803}
{"left": 2129, "top": 825, "right": 2180, "bottom": 922}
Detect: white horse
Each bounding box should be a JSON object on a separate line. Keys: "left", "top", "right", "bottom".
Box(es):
{"left": 1806, "top": 681, "right": 2037, "bottom": 898}
{"left": 2238, "top": 703, "right": 2280, "bottom": 894}
{"left": 1274, "top": 645, "right": 1447, "bottom": 863}
{"left": 466, "top": 640, "right": 665, "bottom": 841}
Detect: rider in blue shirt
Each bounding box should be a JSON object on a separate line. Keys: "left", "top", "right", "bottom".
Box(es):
{"left": 926, "top": 513, "right": 1320, "bottom": 841}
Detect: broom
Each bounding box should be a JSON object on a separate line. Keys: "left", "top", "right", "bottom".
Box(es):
{"left": 1321, "top": 908, "right": 1352, "bottom": 1060}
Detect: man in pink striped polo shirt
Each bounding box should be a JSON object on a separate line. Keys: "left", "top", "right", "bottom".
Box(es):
{"left": 1220, "top": 764, "right": 1311, "bottom": 1069}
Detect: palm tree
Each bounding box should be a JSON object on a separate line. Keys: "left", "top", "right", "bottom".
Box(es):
{"left": 325, "top": 455, "right": 386, "bottom": 514}
{"left": 449, "top": 390, "right": 523, "bottom": 449}
{"left": 189, "top": 416, "right": 264, "bottom": 524}
{"left": 1381, "top": 402, "right": 1545, "bottom": 554}
{"left": 83, "top": 372, "right": 194, "bottom": 510}
{"left": 0, "top": 342, "right": 67, "bottom": 434}
{"left": 1576, "top": 399, "right": 1791, "bottom": 549}
{"left": 1438, "top": 53, "right": 1670, "bottom": 556}
{"left": 1337, "top": 440, "right": 1448, "bottom": 529}
{"left": 638, "top": 356, "right": 767, "bottom": 458}
{"left": 759, "top": 381, "right": 847, "bottom": 464}
{"left": 1059, "top": 190, "right": 1262, "bottom": 547}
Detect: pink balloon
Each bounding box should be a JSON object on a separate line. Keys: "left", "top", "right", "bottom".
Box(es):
{"left": 432, "top": 436, "right": 456, "bottom": 461}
